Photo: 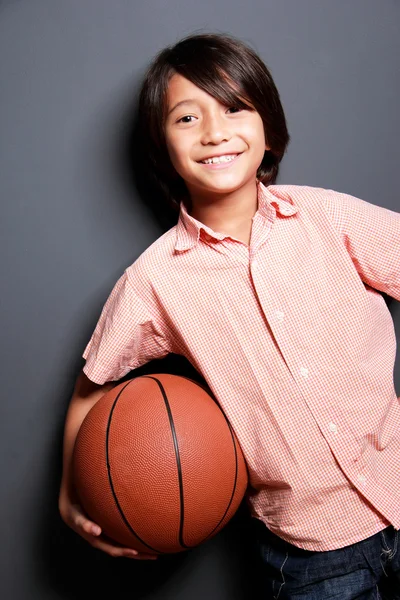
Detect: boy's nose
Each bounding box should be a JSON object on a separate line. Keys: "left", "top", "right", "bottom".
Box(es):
{"left": 200, "top": 115, "right": 232, "bottom": 145}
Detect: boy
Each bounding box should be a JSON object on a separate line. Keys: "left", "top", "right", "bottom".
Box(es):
{"left": 59, "top": 33, "right": 400, "bottom": 597}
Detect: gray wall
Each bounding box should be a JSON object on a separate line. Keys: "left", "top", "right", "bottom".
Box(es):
{"left": 1, "top": 1, "right": 399, "bottom": 599}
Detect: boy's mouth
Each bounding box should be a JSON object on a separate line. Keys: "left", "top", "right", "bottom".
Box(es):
{"left": 198, "top": 153, "right": 242, "bottom": 165}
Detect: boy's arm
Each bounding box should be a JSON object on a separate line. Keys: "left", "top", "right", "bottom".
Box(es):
{"left": 61, "top": 267, "right": 171, "bottom": 558}
{"left": 58, "top": 370, "right": 157, "bottom": 560}
{"left": 322, "top": 190, "right": 400, "bottom": 301}
{"left": 59, "top": 370, "right": 115, "bottom": 510}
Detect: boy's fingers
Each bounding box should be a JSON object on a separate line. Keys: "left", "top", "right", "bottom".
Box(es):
{"left": 91, "top": 537, "right": 133, "bottom": 557}
{"left": 68, "top": 504, "right": 157, "bottom": 559}
{"left": 83, "top": 521, "right": 101, "bottom": 536}
{"left": 70, "top": 504, "right": 101, "bottom": 536}
{"left": 90, "top": 537, "right": 157, "bottom": 559}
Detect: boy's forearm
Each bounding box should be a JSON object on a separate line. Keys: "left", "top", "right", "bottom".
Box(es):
{"left": 59, "top": 370, "right": 115, "bottom": 504}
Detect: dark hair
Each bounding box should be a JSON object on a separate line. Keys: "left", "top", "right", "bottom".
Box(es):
{"left": 138, "top": 32, "right": 290, "bottom": 213}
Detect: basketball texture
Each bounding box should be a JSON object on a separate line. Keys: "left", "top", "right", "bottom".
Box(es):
{"left": 72, "top": 374, "right": 248, "bottom": 555}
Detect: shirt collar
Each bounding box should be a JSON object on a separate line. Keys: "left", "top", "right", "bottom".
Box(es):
{"left": 174, "top": 181, "right": 298, "bottom": 253}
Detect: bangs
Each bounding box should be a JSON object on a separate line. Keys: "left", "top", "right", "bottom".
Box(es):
{"left": 173, "top": 64, "right": 256, "bottom": 113}
{"left": 164, "top": 34, "right": 269, "bottom": 117}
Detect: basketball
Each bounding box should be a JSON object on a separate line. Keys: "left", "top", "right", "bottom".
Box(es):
{"left": 72, "top": 373, "right": 248, "bottom": 555}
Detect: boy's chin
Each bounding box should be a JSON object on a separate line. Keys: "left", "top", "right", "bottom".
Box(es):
{"left": 192, "top": 175, "right": 256, "bottom": 195}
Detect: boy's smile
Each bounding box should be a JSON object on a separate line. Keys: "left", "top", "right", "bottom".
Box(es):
{"left": 164, "top": 73, "right": 268, "bottom": 201}
{"left": 198, "top": 152, "right": 242, "bottom": 169}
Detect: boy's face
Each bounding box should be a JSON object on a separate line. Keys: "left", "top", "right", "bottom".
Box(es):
{"left": 164, "top": 74, "right": 268, "bottom": 200}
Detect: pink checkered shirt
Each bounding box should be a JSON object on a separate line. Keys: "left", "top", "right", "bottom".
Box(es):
{"left": 83, "top": 182, "right": 400, "bottom": 550}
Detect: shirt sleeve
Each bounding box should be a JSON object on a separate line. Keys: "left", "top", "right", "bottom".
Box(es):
{"left": 321, "top": 189, "right": 400, "bottom": 301}
{"left": 82, "top": 270, "right": 171, "bottom": 384}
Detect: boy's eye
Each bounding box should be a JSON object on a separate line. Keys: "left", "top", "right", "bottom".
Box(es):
{"left": 176, "top": 107, "right": 243, "bottom": 123}
{"left": 177, "top": 115, "right": 196, "bottom": 123}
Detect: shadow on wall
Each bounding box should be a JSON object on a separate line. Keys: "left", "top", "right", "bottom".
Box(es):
{"left": 33, "top": 90, "right": 262, "bottom": 599}
{"left": 121, "top": 94, "right": 181, "bottom": 232}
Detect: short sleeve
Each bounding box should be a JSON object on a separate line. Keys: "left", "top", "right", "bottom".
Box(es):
{"left": 321, "top": 189, "right": 400, "bottom": 301}
{"left": 82, "top": 270, "right": 171, "bottom": 384}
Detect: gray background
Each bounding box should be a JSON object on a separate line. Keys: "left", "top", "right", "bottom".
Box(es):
{"left": 1, "top": 1, "right": 399, "bottom": 599}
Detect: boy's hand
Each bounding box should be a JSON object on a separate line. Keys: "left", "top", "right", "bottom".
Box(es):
{"left": 60, "top": 499, "right": 158, "bottom": 560}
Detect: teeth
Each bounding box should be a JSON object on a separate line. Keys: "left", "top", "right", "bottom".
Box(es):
{"left": 201, "top": 154, "right": 238, "bottom": 164}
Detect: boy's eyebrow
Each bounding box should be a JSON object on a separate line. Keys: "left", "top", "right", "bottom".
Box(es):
{"left": 167, "top": 99, "right": 198, "bottom": 116}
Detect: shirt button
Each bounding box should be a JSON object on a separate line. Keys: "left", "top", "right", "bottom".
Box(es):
{"left": 280, "top": 207, "right": 292, "bottom": 215}
{"left": 357, "top": 474, "right": 367, "bottom": 484}
{"left": 328, "top": 422, "right": 338, "bottom": 434}
{"left": 300, "top": 367, "right": 309, "bottom": 378}
{"left": 275, "top": 310, "right": 285, "bottom": 322}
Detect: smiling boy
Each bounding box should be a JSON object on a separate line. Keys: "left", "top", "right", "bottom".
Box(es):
{"left": 59, "top": 33, "right": 400, "bottom": 598}
{"left": 164, "top": 73, "right": 267, "bottom": 246}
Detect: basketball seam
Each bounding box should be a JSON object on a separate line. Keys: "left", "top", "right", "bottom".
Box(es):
{"left": 174, "top": 375, "right": 245, "bottom": 542}
{"left": 106, "top": 379, "right": 165, "bottom": 554}
{"left": 143, "top": 375, "right": 188, "bottom": 549}
{"left": 145, "top": 374, "right": 245, "bottom": 547}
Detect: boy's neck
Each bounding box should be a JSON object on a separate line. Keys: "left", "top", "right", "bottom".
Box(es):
{"left": 187, "top": 178, "right": 259, "bottom": 236}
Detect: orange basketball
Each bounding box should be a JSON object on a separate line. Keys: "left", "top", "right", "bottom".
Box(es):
{"left": 72, "top": 374, "right": 248, "bottom": 555}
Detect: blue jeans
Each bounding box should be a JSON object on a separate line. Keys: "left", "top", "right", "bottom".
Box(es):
{"left": 250, "top": 518, "right": 400, "bottom": 599}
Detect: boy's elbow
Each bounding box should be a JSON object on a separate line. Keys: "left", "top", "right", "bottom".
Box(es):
{"left": 74, "top": 369, "right": 116, "bottom": 398}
